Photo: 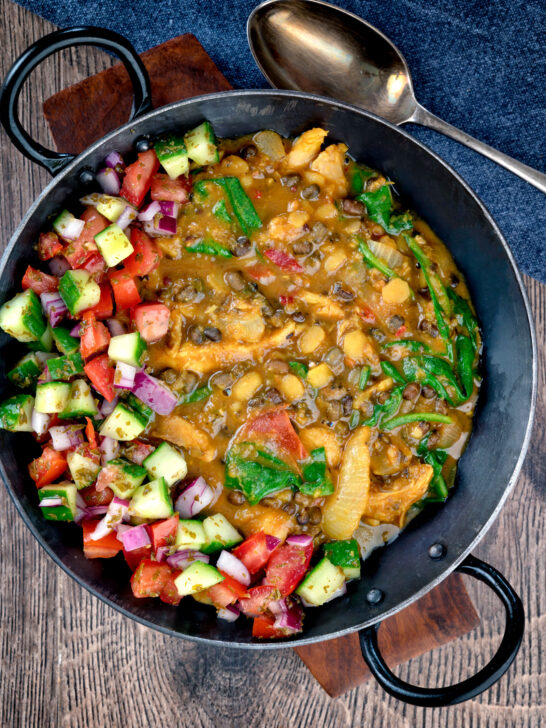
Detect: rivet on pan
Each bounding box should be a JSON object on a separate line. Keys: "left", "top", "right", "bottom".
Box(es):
{"left": 428, "top": 542, "right": 447, "bottom": 560}
{"left": 135, "top": 136, "right": 151, "bottom": 152}
{"left": 366, "top": 588, "right": 384, "bottom": 605}
{"left": 79, "top": 169, "right": 95, "bottom": 185}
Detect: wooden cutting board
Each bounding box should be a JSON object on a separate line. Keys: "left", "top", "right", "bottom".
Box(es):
{"left": 43, "top": 34, "right": 480, "bottom": 697}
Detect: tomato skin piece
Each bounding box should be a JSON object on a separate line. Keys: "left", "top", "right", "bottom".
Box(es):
{"left": 252, "top": 615, "right": 285, "bottom": 639}
{"left": 264, "top": 543, "right": 313, "bottom": 596}
{"left": 231, "top": 532, "right": 279, "bottom": 575}
{"left": 38, "top": 231, "right": 63, "bottom": 261}
{"left": 84, "top": 353, "right": 116, "bottom": 402}
{"left": 64, "top": 207, "right": 108, "bottom": 268}
{"left": 82, "top": 520, "right": 123, "bottom": 559}
{"left": 80, "top": 311, "right": 110, "bottom": 360}
{"left": 123, "top": 544, "right": 152, "bottom": 572}
{"left": 85, "top": 417, "right": 98, "bottom": 449}
{"left": 28, "top": 447, "right": 67, "bottom": 488}
{"left": 238, "top": 585, "right": 280, "bottom": 617}
{"left": 121, "top": 150, "right": 160, "bottom": 208}
{"left": 109, "top": 269, "right": 141, "bottom": 311}
{"left": 150, "top": 173, "right": 191, "bottom": 203}
{"left": 22, "top": 266, "right": 59, "bottom": 294}
{"left": 80, "top": 483, "right": 114, "bottom": 506}
{"left": 245, "top": 264, "right": 275, "bottom": 284}
{"left": 148, "top": 514, "right": 179, "bottom": 552}
{"left": 124, "top": 229, "right": 162, "bottom": 277}
{"left": 264, "top": 248, "right": 303, "bottom": 273}
{"left": 81, "top": 253, "right": 107, "bottom": 280}
{"left": 130, "top": 559, "right": 171, "bottom": 598}
{"left": 123, "top": 440, "right": 155, "bottom": 465}
{"left": 131, "top": 303, "right": 170, "bottom": 343}
{"left": 82, "top": 282, "right": 113, "bottom": 320}
{"left": 206, "top": 572, "right": 248, "bottom": 609}
{"left": 237, "top": 408, "right": 308, "bottom": 465}
{"left": 160, "top": 569, "right": 183, "bottom": 605}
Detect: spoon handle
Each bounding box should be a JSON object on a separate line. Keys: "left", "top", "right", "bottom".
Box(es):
{"left": 413, "top": 104, "right": 546, "bottom": 194}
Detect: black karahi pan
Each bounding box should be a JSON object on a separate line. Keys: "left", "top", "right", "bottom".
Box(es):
{"left": 0, "top": 27, "right": 536, "bottom": 707}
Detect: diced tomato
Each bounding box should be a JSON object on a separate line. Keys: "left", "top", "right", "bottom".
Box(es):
{"left": 238, "top": 409, "right": 308, "bottom": 464}
{"left": 357, "top": 305, "right": 376, "bottom": 324}
{"left": 82, "top": 282, "right": 113, "bottom": 320}
{"left": 218, "top": 572, "right": 248, "bottom": 601}
{"left": 131, "top": 302, "right": 170, "bottom": 343}
{"left": 79, "top": 311, "right": 110, "bottom": 360}
{"left": 239, "top": 585, "right": 279, "bottom": 617}
{"left": 28, "top": 447, "right": 67, "bottom": 488}
{"left": 264, "top": 542, "right": 313, "bottom": 596}
{"left": 123, "top": 544, "right": 152, "bottom": 572}
{"left": 395, "top": 324, "right": 407, "bottom": 338}
{"left": 80, "top": 483, "right": 114, "bottom": 506}
{"left": 130, "top": 559, "right": 171, "bottom": 598}
{"left": 84, "top": 354, "right": 116, "bottom": 402}
{"left": 252, "top": 615, "right": 283, "bottom": 639}
{"left": 109, "top": 269, "right": 141, "bottom": 311}
{"left": 149, "top": 514, "right": 179, "bottom": 553}
{"left": 150, "top": 173, "right": 191, "bottom": 203}
{"left": 38, "top": 231, "right": 63, "bottom": 261}
{"left": 279, "top": 295, "right": 295, "bottom": 306}
{"left": 124, "top": 229, "right": 162, "bottom": 277}
{"left": 85, "top": 417, "right": 98, "bottom": 449}
{"left": 64, "top": 208, "right": 108, "bottom": 268}
{"left": 232, "top": 532, "right": 280, "bottom": 575}
{"left": 22, "top": 266, "right": 58, "bottom": 294}
{"left": 264, "top": 248, "right": 303, "bottom": 273}
{"left": 123, "top": 440, "right": 155, "bottom": 465}
{"left": 82, "top": 520, "right": 123, "bottom": 559}
{"left": 245, "top": 264, "right": 275, "bottom": 284}
{"left": 207, "top": 573, "right": 248, "bottom": 609}
{"left": 121, "top": 149, "right": 160, "bottom": 208}
{"left": 81, "top": 253, "right": 107, "bottom": 279}
{"left": 159, "top": 569, "right": 183, "bottom": 605}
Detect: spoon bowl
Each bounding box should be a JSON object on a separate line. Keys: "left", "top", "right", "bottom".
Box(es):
{"left": 248, "top": 0, "right": 546, "bottom": 193}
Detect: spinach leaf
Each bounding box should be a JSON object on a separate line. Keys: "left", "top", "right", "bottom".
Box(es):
{"left": 357, "top": 185, "right": 413, "bottom": 236}
{"left": 298, "top": 447, "right": 334, "bottom": 496}
{"left": 447, "top": 288, "right": 480, "bottom": 349}
{"left": 289, "top": 361, "right": 309, "bottom": 379}
{"left": 348, "top": 163, "right": 377, "bottom": 196}
{"left": 417, "top": 436, "right": 448, "bottom": 500}
{"left": 186, "top": 239, "right": 233, "bottom": 258}
{"left": 179, "top": 386, "right": 212, "bottom": 405}
{"left": 225, "top": 442, "right": 300, "bottom": 505}
{"left": 212, "top": 199, "right": 233, "bottom": 225}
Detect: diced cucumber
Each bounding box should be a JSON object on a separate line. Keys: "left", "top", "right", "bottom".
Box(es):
{"left": 124, "top": 393, "right": 154, "bottom": 425}
{"left": 67, "top": 450, "right": 101, "bottom": 489}
{"left": 175, "top": 519, "right": 206, "bottom": 550}
{"left": 27, "top": 324, "right": 54, "bottom": 352}
{"left": 35, "top": 381, "right": 71, "bottom": 414}
{"left": 96, "top": 195, "right": 127, "bottom": 222}
{"left": 102, "top": 457, "right": 147, "bottom": 498}
{"left": 99, "top": 402, "right": 147, "bottom": 440}
{"left": 94, "top": 224, "right": 134, "bottom": 267}
{"left": 0, "top": 394, "right": 34, "bottom": 432}
{"left": 296, "top": 558, "right": 345, "bottom": 606}
{"left": 59, "top": 270, "right": 101, "bottom": 315}
{"left": 108, "top": 332, "right": 146, "bottom": 368}
{"left": 323, "top": 539, "right": 361, "bottom": 580}
{"left": 38, "top": 482, "right": 77, "bottom": 521}
{"left": 155, "top": 135, "right": 189, "bottom": 179}
{"left": 0, "top": 289, "right": 46, "bottom": 343}
{"left": 143, "top": 442, "right": 187, "bottom": 486}
{"left": 175, "top": 561, "right": 224, "bottom": 597}
{"left": 128, "top": 477, "right": 173, "bottom": 520}
{"left": 59, "top": 379, "right": 99, "bottom": 419}
{"left": 184, "top": 121, "right": 219, "bottom": 166}
{"left": 201, "top": 513, "right": 242, "bottom": 554}
{"left": 52, "top": 327, "right": 80, "bottom": 355}
{"left": 53, "top": 210, "right": 84, "bottom": 242}
{"left": 7, "top": 352, "right": 42, "bottom": 389}
{"left": 47, "top": 351, "right": 84, "bottom": 381}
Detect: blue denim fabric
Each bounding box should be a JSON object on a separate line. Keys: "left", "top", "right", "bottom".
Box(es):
{"left": 15, "top": 0, "right": 546, "bottom": 280}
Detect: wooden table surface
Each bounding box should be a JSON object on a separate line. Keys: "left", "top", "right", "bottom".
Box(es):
{"left": 0, "top": 2, "right": 544, "bottom": 726}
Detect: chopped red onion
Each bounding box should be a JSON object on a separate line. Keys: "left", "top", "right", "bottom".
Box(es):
{"left": 268, "top": 598, "right": 289, "bottom": 617}
{"left": 89, "top": 497, "right": 128, "bottom": 540}
{"left": 49, "top": 425, "right": 84, "bottom": 451}
{"left": 105, "top": 318, "right": 126, "bottom": 337}
{"left": 124, "top": 441, "right": 155, "bottom": 465}
{"left": 48, "top": 256, "right": 70, "bottom": 277}
{"left": 159, "top": 200, "right": 180, "bottom": 218}
{"left": 218, "top": 605, "right": 240, "bottom": 622}
{"left": 69, "top": 323, "right": 82, "bottom": 337}
{"left": 104, "top": 150, "right": 125, "bottom": 169}
{"left": 273, "top": 605, "right": 303, "bottom": 634}
{"left": 216, "top": 550, "right": 250, "bottom": 587}
{"left": 35, "top": 352, "right": 56, "bottom": 366}
{"left": 85, "top": 505, "right": 109, "bottom": 519}
{"left": 265, "top": 535, "right": 281, "bottom": 553}
{"left": 96, "top": 167, "right": 121, "bottom": 195}
{"left": 57, "top": 216, "right": 85, "bottom": 242}
{"left": 155, "top": 214, "right": 177, "bottom": 235}
{"left": 286, "top": 534, "right": 313, "bottom": 548}
{"left": 119, "top": 523, "right": 150, "bottom": 552}
{"left": 38, "top": 367, "right": 52, "bottom": 383}
{"left": 116, "top": 523, "right": 132, "bottom": 536}
{"left": 99, "top": 435, "right": 119, "bottom": 465}
{"left": 174, "top": 477, "right": 214, "bottom": 518}
{"left": 31, "top": 409, "right": 51, "bottom": 436}
{"left": 75, "top": 492, "right": 87, "bottom": 524}
{"left": 132, "top": 371, "right": 177, "bottom": 415}
{"left": 99, "top": 395, "right": 118, "bottom": 417}
{"left": 166, "top": 549, "right": 209, "bottom": 570}
{"left": 40, "top": 291, "right": 68, "bottom": 327}
{"left": 155, "top": 546, "right": 169, "bottom": 563}
{"left": 39, "top": 496, "right": 63, "bottom": 508}
{"left": 116, "top": 205, "right": 137, "bottom": 230}
{"left": 114, "top": 361, "right": 137, "bottom": 389}
{"left": 138, "top": 201, "right": 161, "bottom": 222}
{"left": 79, "top": 192, "right": 103, "bottom": 207}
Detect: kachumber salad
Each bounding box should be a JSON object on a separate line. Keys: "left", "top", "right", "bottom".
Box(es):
{"left": 0, "top": 123, "right": 481, "bottom": 638}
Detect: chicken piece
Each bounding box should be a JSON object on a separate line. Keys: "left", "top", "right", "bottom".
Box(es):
{"left": 310, "top": 143, "right": 348, "bottom": 197}
{"left": 370, "top": 433, "right": 413, "bottom": 476}
{"left": 281, "top": 128, "right": 328, "bottom": 171}
{"left": 267, "top": 211, "right": 309, "bottom": 243}
{"left": 363, "top": 462, "right": 433, "bottom": 527}
{"left": 151, "top": 415, "right": 216, "bottom": 462}
{"left": 299, "top": 426, "right": 342, "bottom": 468}
{"left": 216, "top": 296, "right": 266, "bottom": 343}
{"left": 209, "top": 490, "right": 295, "bottom": 541}
{"left": 299, "top": 290, "right": 345, "bottom": 321}
{"left": 149, "top": 321, "right": 296, "bottom": 375}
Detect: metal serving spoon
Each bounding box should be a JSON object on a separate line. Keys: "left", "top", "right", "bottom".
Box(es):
{"left": 248, "top": 0, "right": 546, "bottom": 194}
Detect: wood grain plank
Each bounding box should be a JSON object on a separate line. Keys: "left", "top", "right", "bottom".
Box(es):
{"left": 0, "top": 1, "right": 544, "bottom": 726}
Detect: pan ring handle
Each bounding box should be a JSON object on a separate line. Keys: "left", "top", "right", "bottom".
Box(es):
{"left": 0, "top": 26, "right": 152, "bottom": 176}
{"left": 359, "top": 554, "right": 524, "bottom": 706}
